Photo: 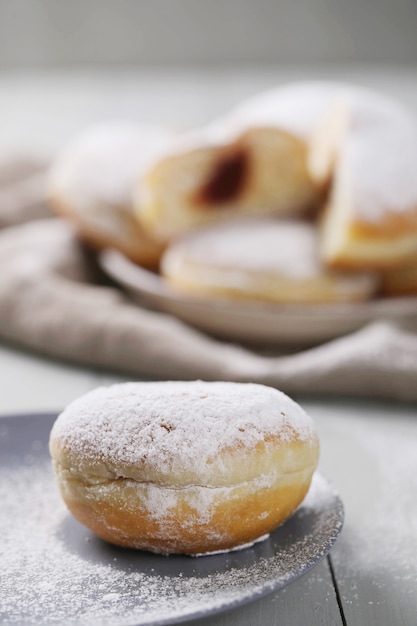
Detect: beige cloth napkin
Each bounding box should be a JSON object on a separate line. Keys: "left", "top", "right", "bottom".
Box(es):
{"left": 1, "top": 160, "right": 417, "bottom": 400}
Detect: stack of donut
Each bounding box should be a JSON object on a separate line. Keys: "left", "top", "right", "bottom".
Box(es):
{"left": 47, "top": 81, "right": 417, "bottom": 303}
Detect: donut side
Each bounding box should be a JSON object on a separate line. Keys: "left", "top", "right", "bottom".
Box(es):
{"left": 49, "top": 381, "right": 320, "bottom": 555}
{"left": 161, "top": 219, "right": 379, "bottom": 304}
{"left": 47, "top": 122, "right": 173, "bottom": 266}
{"left": 309, "top": 91, "right": 417, "bottom": 270}
{"left": 51, "top": 429, "right": 319, "bottom": 555}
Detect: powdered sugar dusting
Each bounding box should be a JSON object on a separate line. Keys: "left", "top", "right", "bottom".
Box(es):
{"left": 152, "top": 81, "right": 417, "bottom": 233}
{"left": 49, "top": 121, "right": 175, "bottom": 209}
{"left": 349, "top": 121, "right": 417, "bottom": 223}
{"left": 165, "top": 219, "right": 375, "bottom": 283}
{"left": 226, "top": 81, "right": 349, "bottom": 140}
{"left": 50, "top": 381, "right": 317, "bottom": 484}
{"left": 167, "top": 220, "right": 323, "bottom": 279}
{"left": 330, "top": 418, "right": 417, "bottom": 579}
{"left": 0, "top": 417, "right": 343, "bottom": 626}
{"left": 161, "top": 219, "right": 378, "bottom": 302}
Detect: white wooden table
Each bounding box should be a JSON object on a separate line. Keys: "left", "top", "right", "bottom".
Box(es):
{"left": 1, "top": 67, "right": 417, "bottom": 625}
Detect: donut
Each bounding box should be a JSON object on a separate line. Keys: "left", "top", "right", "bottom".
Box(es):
{"left": 309, "top": 86, "right": 417, "bottom": 269}
{"left": 47, "top": 121, "right": 175, "bottom": 266}
{"left": 135, "top": 82, "right": 336, "bottom": 242}
{"left": 161, "top": 219, "right": 379, "bottom": 304}
{"left": 137, "top": 81, "right": 417, "bottom": 275}
{"left": 49, "top": 381, "right": 320, "bottom": 556}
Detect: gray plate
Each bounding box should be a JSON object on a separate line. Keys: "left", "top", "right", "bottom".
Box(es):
{"left": 100, "top": 249, "right": 417, "bottom": 346}
{"left": 0, "top": 413, "right": 344, "bottom": 626}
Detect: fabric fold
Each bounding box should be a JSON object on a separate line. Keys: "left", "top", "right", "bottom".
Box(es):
{"left": 0, "top": 160, "right": 416, "bottom": 400}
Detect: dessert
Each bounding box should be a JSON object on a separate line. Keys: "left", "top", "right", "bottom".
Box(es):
{"left": 47, "top": 121, "right": 174, "bottom": 266}
{"left": 161, "top": 219, "right": 379, "bottom": 303}
{"left": 309, "top": 86, "right": 417, "bottom": 269}
{"left": 49, "top": 381, "right": 320, "bottom": 555}
{"left": 135, "top": 82, "right": 339, "bottom": 242}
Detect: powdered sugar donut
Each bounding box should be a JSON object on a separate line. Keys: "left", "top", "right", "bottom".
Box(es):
{"left": 49, "top": 381, "right": 320, "bottom": 556}
{"left": 47, "top": 121, "right": 175, "bottom": 266}
{"left": 309, "top": 86, "right": 417, "bottom": 269}
{"left": 161, "top": 219, "right": 379, "bottom": 303}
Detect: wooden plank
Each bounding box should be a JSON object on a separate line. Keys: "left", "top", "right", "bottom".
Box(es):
{"left": 305, "top": 398, "right": 417, "bottom": 626}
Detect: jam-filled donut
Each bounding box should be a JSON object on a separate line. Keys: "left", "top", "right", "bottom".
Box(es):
{"left": 137, "top": 81, "right": 417, "bottom": 275}
{"left": 49, "top": 381, "right": 320, "bottom": 556}
{"left": 161, "top": 219, "right": 379, "bottom": 304}
{"left": 135, "top": 82, "right": 334, "bottom": 243}
{"left": 309, "top": 86, "right": 417, "bottom": 270}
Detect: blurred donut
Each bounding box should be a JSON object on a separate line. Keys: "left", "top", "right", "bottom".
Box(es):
{"left": 309, "top": 85, "right": 417, "bottom": 269}
{"left": 135, "top": 83, "right": 334, "bottom": 242}
{"left": 47, "top": 121, "right": 175, "bottom": 266}
{"left": 161, "top": 219, "right": 380, "bottom": 304}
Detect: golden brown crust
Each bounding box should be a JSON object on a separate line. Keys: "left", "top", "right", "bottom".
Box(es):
{"left": 321, "top": 218, "right": 417, "bottom": 271}
{"left": 312, "top": 91, "right": 417, "bottom": 271}
{"left": 381, "top": 259, "right": 417, "bottom": 296}
{"left": 356, "top": 211, "right": 417, "bottom": 238}
{"left": 48, "top": 192, "right": 164, "bottom": 268}
{"left": 53, "top": 464, "right": 314, "bottom": 554}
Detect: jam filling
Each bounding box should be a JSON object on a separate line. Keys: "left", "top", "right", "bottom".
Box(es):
{"left": 197, "top": 146, "right": 249, "bottom": 206}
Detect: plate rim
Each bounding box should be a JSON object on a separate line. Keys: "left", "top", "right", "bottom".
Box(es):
{"left": 99, "top": 248, "right": 417, "bottom": 319}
